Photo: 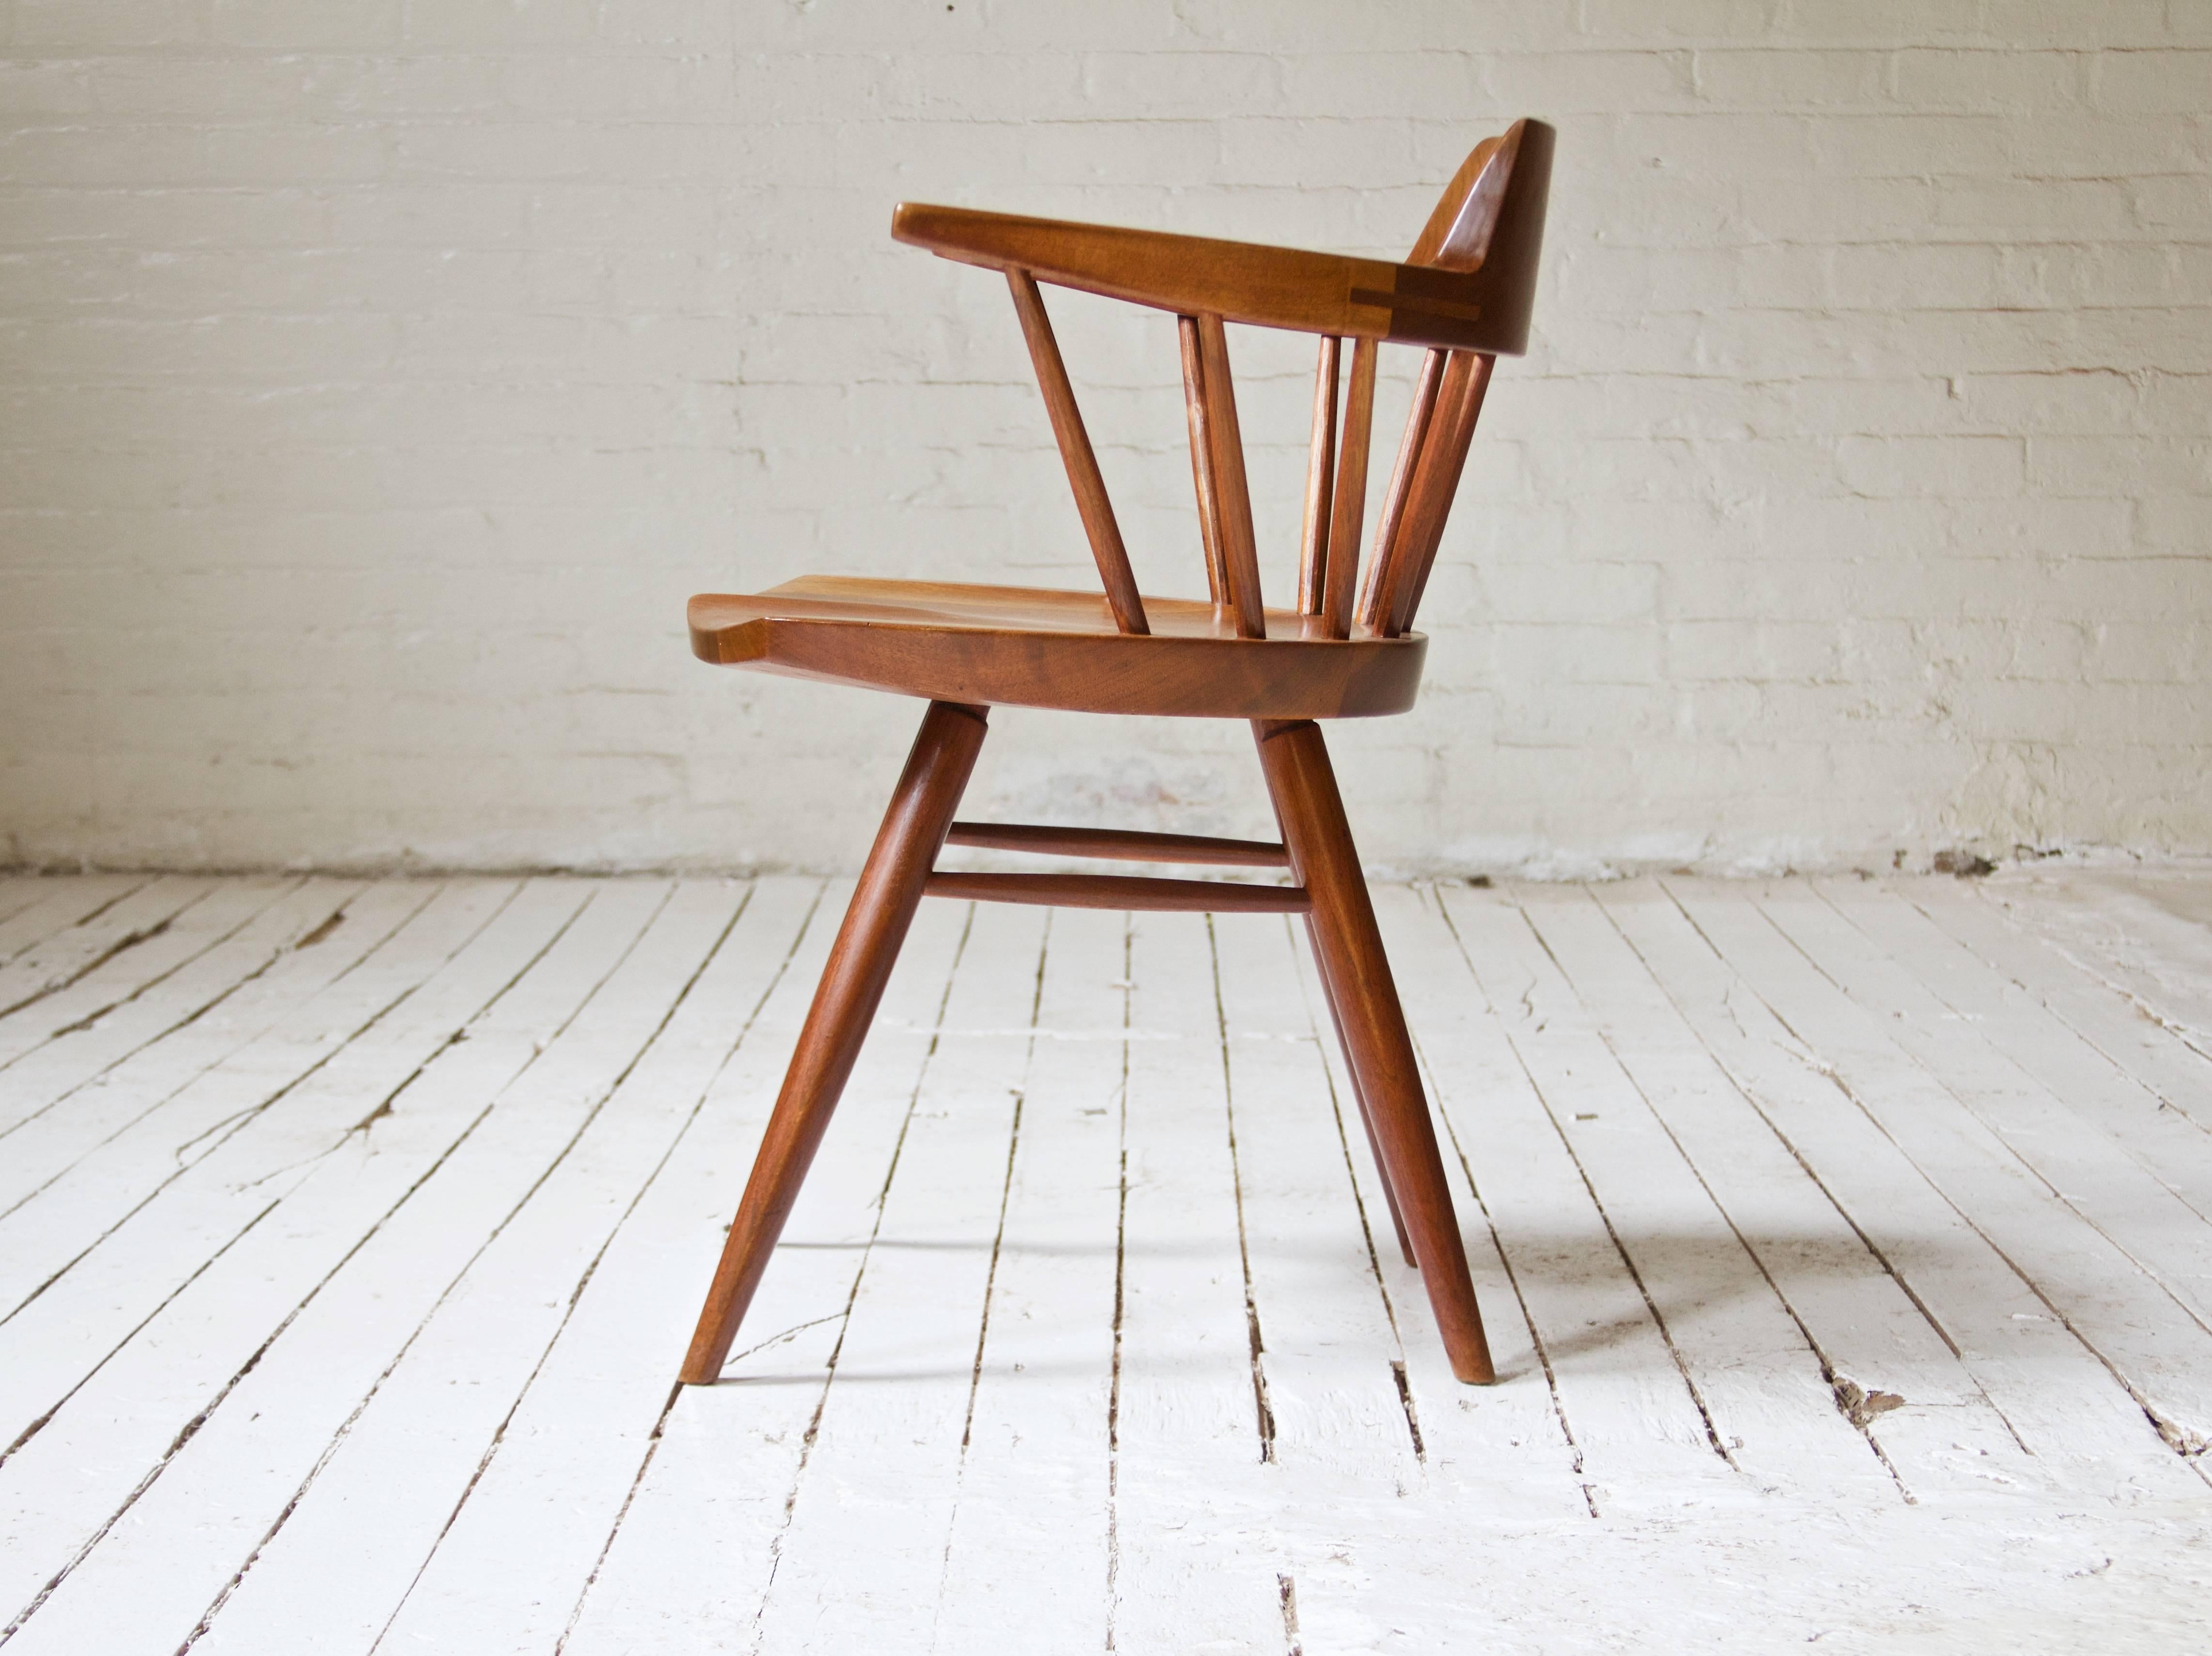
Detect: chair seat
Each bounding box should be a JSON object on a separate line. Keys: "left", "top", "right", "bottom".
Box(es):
{"left": 687, "top": 575, "right": 1427, "bottom": 719}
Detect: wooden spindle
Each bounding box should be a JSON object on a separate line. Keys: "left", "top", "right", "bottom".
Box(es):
{"left": 1357, "top": 347, "right": 1445, "bottom": 632}
{"left": 1297, "top": 336, "right": 1342, "bottom": 616}
{"left": 1323, "top": 337, "right": 1378, "bottom": 640}
{"left": 1006, "top": 268, "right": 1149, "bottom": 635}
{"left": 1378, "top": 351, "right": 1495, "bottom": 636}
{"left": 1177, "top": 315, "right": 1228, "bottom": 606}
{"left": 1195, "top": 314, "right": 1266, "bottom": 640}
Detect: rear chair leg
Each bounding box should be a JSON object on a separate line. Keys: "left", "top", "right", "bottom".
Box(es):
{"left": 679, "top": 700, "right": 989, "bottom": 1385}
{"left": 1305, "top": 916, "right": 1419, "bottom": 1270}
{"left": 1253, "top": 718, "right": 1496, "bottom": 1384}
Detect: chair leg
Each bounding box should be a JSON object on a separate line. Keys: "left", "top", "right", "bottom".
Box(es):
{"left": 1252, "top": 718, "right": 1496, "bottom": 1384}
{"left": 1304, "top": 915, "right": 1419, "bottom": 1270}
{"left": 678, "top": 699, "right": 990, "bottom": 1385}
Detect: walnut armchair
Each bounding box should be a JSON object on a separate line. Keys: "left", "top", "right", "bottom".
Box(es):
{"left": 680, "top": 120, "right": 1555, "bottom": 1388}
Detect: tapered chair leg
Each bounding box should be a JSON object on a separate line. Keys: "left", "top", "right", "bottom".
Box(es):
{"left": 679, "top": 700, "right": 990, "bottom": 1385}
{"left": 1253, "top": 718, "right": 1496, "bottom": 1384}
{"left": 1305, "top": 916, "right": 1419, "bottom": 1270}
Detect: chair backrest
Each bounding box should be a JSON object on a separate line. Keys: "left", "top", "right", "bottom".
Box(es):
{"left": 929, "top": 118, "right": 1553, "bottom": 644}
{"left": 1341, "top": 119, "right": 1553, "bottom": 638}
{"left": 1204, "top": 117, "right": 1554, "bottom": 643}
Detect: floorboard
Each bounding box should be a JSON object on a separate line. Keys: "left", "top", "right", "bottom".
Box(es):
{"left": 0, "top": 869, "right": 2207, "bottom": 1653}
{"left": 929, "top": 905, "right": 1126, "bottom": 1655}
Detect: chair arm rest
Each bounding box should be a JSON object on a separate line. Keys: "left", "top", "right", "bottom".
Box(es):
{"left": 891, "top": 203, "right": 1532, "bottom": 356}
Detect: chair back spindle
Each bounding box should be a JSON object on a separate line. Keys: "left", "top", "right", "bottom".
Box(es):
{"left": 1177, "top": 315, "right": 1229, "bottom": 606}
{"left": 1356, "top": 347, "right": 1447, "bottom": 631}
{"left": 1381, "top": 350, "right": 1495, "bottom": 634}
{"left": 1005, "top": 269, "right": 1150, "bottom": 635}
{"left": 985, "top": 119, "right": 1548, "bottom": 645}
{"left": 681, "top": 121, "right": 1554, "bottom": 1400}
{"left": 1192, "top": 314, "right": 1268, "bottom": 640}
{"left": 1297, "top": 334, "right": 1341, "bottom": 617}
{"left": 1320, "top": 337, "right": 1378, "bottom": 639}
{"left": 1357, "top": 118, "right": 1551, "bottom": 637}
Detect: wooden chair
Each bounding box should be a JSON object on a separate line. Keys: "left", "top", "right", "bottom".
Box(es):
{"left": 679, "top": 120, "right": 1554, "bottom": 1388}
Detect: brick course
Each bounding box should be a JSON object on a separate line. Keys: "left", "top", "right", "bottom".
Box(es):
{"left": 1, "top": 1, "right": 2207, "bottom": 874}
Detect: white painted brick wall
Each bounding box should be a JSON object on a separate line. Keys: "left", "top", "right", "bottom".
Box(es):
{"left": 2, "top": 1, "right": 2208, "bottom": 876}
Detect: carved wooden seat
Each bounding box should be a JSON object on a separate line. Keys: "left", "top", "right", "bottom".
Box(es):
{"left": 679, "top": 120, "right": 1554, "bottom": 1390}
{"left": 687, "top": 577, "right": 1428, "bottom": 719}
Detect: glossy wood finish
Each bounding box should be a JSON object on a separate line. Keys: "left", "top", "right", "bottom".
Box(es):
{"left": 1005, "top": 268, "right": 1149, "bottom": 636}
{"left": 1361, "top": 347, "right": 1445, "bottom": 631}
{"left": 1253, "top": 717, "right": 1495, "bottom": 1384}
{"left": 924, "top": 872, "right": 1309, "bottom": 914}
{"left": 1193, "top": 314, "right": 1267, "bottom": 639}
{"left": 891, "top": 143, "right": 1551, "bottom": 359}
{"left": 1297, "top": 335, "right": 1342, "bottom": 617}
{"left": 679, "top": 700, "right": 989, "bottom": 1384}
{"left": 683, "top": 122, "right": 1554, "bottom": 1391}
{"left": 1304, "top": 922, "right": 1420, "bottom": 1269}
{"left": 1322, "top": 337, "right": 1379, "bottom": 640}
{"left": 687, "top": 577, "right": 1426, "bottom": 720}
{"left": 1410, "top": 130, "right": 1512, "bottom": 271}
{"left": 945, "top": 821, "right": 1289, "bottom": 867}
{"left": 1375, "top": 350, "right": 1496, "bottom": 637}
{"left": 1177, "top": 314, "right": 1228, "bottom": 605}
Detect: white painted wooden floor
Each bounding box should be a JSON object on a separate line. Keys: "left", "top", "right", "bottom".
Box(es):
{"left": 1, "top": 868, "right": 2210, "bottom": 1653}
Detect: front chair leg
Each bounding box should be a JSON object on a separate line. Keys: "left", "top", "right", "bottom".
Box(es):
{"left": 1253, "top": 718, "right": 1496, "bottom": 1384}
{"left": 679, "top": 699, "right": 990, "bottom": 1385}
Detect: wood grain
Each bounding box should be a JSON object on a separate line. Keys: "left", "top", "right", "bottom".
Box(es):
{"left": 1371, "top": 350, "right": 1495, "bottom": 638}
{"left": 891, "top": 134, "right": 1552, "bottom": 359}
{"left": 1297, "top": 335, "right": 1341, "bottom": 616}
{"left": 686, "top": 577, "right": 1426, "bottom": 720}
{"left": 1253, "top": 718, "right": 1495, "bottom": 1383}
{"left": 1322, "top": 336, "right": 1378, "bottom": 641}
{"left": 1178, "top": 314, "right": 1228, "bottom": 605}
{"left": 1195, "top": 314, "right": 1267, "bottom": 640}
{"left": 679, "top": 701, "right": 989, "bottom": 1384}
{"left": 1005, "top": 269, "right": 1149, "bottom": 636}
{"left": 1359, "top": 347, "right": 1445, "bottom": 632}
{"left": 944, "top": 821, "right": 1289, "bottom": 867}
{"left": 926, "top": 871, "right": 1308, "bottom": 913}
{"left": 668, "top": 119, "right": 1555, "bottom": 1410}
